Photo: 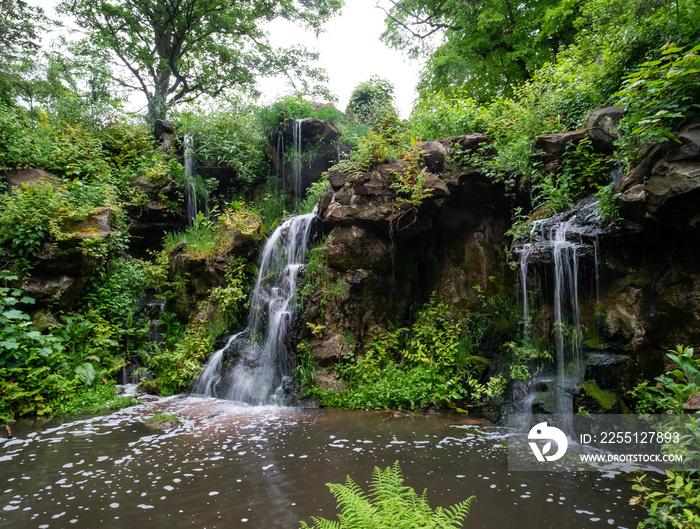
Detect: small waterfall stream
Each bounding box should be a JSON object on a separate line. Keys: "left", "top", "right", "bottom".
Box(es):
{"left": 291, "top": 118, "right": 309, "bottom": 200}
{"left": 515, "top": 202, "right": 606, "bottom": 421}
{"left": 183, "top": 134, "right": 209, "bottom": 224}
{"left": 192, "top": 209, "right": 317, "bottom": 405}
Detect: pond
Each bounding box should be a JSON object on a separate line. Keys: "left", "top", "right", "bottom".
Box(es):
{"left": 0, "top": 396, "right": 643, "bottom": 529}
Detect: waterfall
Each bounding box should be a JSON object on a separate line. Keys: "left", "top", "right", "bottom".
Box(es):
{"left": 291, "top": 118, "right": 309, "bottom": 200}
{"left": 549, "top": 220, "right": 583, "bottom": 422}
{"left": 516, "top": 214, "right": 595, "bottom": 419}
{"left": 184, "top": 135, "right": 197, "bottom": 225}
{"left": 192, "top": 209, "right": 317, "bottom": 405}
{"left": 276, "top": 131, "right": 285, "bottom": 179}
{"left": 183, "top": 134, "right": 209, "bottom": 225}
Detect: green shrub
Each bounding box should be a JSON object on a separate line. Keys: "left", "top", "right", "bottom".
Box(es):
{"left": 0, "top": 275, "right": 72, "bottom": 422}
{"left": 345, "top": 76, "right": 398, "bottom": 127}
{"left": 300, "top": 461, "right": 474, "bottom": 529}
{"left": 178, "top": 102, "right": 269, "bottom": 184}
{"left": 258, "top": 96, "right": 315, "bottom": 141}
{"left": 614, "top": 44, "right": 700, "bottom": 169}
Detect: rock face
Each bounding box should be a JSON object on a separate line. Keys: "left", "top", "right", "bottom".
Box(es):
{"left": 25, "top": 206, "right": 112, "bottom": 310}
{"left": 613, "top": 124, "right": 700, "bottom": 232}
{"left": 126, "top": 175, "right": 181, "bottom": 256}
{"left": 303, "top": 137, "right": 514, "bottom": 364}
{"left": 166, "top": 213, "right": 264, "bottom": 320}
{"left": 265, "top": 118, "right": 340, "bottom": 198}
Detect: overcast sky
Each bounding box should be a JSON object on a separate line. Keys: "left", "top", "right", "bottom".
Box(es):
{"left": 260, "top": 0, "right": 425, "bottom": 118}
{"left": 31, "top": 0, "right": 424, "bottom": 118}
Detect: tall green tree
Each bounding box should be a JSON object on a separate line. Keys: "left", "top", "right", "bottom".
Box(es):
{"left": 0, "top": 0, "right": 48, "bottom": 104}
{"left": 58, "top": 0, "right": 342, "bottom": 122}
{"left": 379, "top": 0, "right": 583, "bottom": 101}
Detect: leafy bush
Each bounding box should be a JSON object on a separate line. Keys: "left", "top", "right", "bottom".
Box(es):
{"left": 628, "top": 345, "right": 700, "bottom": 528}
{"left": 0, "top": 276, "right": 71, "bottom": 421}
{"left": 178, "top": 102, "right": 269, "bottom": 184}
{"left": 345, "top": 76, "right": 398, "bottom": 127}
{"left": 300, "top": 461, "right": 474, "bottom": 529}
{"left": 0, "top": 104, "right": 36, "bottom": 170}
{"left": 630, "top": 345, "right": 700, "bottom": 414}
{"left": 258, "top": 96, "right": 315, "bottom": 141}
{"left": 614, "top": 44, "right": 700, "bottom": 169}
{"left": 321, "top": 296, "right": 501, "bottom": 410}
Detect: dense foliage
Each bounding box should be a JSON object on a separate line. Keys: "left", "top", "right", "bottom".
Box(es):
{"left": 57, "top": 0, "right": 342, "bottom": 121}
{"left": 629, "top": 346, "right": 700, "bottom": 528}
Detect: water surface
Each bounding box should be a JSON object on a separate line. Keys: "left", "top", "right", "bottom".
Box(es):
{"left": 0, "top": 397, "right": 643, "bottom": 528}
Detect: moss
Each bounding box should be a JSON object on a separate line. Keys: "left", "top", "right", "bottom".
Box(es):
{"left": 578, "top": 380, "right": 617, "bottom": 410}
{"left": 146, "top": 413, "right": 181, "bottom": 430}
{"left": 467, "top": 356, "right": 489, "bottom": 378}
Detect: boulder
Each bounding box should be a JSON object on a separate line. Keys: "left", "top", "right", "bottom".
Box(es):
{"left": 664, "top": 124, "right": 700, "bottom": 163}
{"left": 574, "top": 380, "right": 621, "bottom": 413}
{"left": 154, "top": 119, "right": 175, "bottom": 140}
{"left": 617, "top": 183, "right": 646, "bottom": 220}
{"left": 3, "top": 168, "right": 57, "bottom": 192}
{"left": 324, "top": 226, "right": 392, "bottom": 272}
{"left": 683, "top": 391, "right": 700, "bottom": 413}
{"left": 414, "top": 141, "right": 447, "bottom": 173}
{"left": 439, "top": 133, "right": 492, "bottom": 154}
{"left": 583, "top": 105, "right": 625, "bottom": 137}
{"left": 645, "top": 159, "right": 700, "bottom": 218}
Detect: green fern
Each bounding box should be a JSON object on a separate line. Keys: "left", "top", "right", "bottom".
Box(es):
{"left": 300, "top": 461, "right": 475, "bottom": 529}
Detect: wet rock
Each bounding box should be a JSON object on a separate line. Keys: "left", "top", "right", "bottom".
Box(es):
{"left": 584, "top": 353, "right": 637, "bottom": 393}
{"left": 618, "top": 183, "right": 646, "bottom": 220}
{"left": 574, "top": 380, "right": 621, "bottom": 413}
{"left": 325, "top": 226, "right": 391, "bottom": 272}
{"left": 664, "top": 124, "right": 700, "bottom": 163}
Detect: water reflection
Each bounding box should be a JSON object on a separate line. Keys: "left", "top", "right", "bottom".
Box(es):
{"left": 0, "top": 397, "right": 642, "bottom": 528}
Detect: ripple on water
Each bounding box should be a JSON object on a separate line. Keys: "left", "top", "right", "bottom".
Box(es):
{"left": 0, "top": 397, "right": 644, "bottom": 529}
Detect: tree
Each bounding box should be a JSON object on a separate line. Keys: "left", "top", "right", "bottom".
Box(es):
{"left": 378, "top": 0, "right": 583, "bottom": 101}
{"left": 345, "top": 76, "right": 397, "bottom": 126}
{"left": 58, "top": 0, "right": 342, "bottom": 122}
{"left": 0, "top": 0, "right": 48, "bottom": 104}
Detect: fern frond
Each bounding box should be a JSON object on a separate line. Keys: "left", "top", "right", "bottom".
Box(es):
{"left": 297, "top": 462, "right": 475, "bottom": 529}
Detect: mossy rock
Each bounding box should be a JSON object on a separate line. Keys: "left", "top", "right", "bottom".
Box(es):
{"left": 145, "top": 413, "right": 181, "bottom": 430}
{"left": 467, "top": 356, "right": 489, "bottom": 379}
{"left": 574, "top": 379, "right": 620, "bottom": 413}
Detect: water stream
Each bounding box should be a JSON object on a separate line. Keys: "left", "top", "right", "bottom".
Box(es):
{"left": 0, "top": 398, "right": 643, "bottom": 529}
{"left": 192, "top": 210, "right": 316, "bottom": 405}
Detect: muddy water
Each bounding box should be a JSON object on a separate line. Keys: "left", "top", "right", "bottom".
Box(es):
{"left": 0, "top": 397, "right": 642, "bottom": 528}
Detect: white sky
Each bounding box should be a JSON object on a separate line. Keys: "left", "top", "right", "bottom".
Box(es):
{"left": 260, "top": 0, "right": 424, "bottom": 118}
{"left": 31, "top": 0, "right": 424, "bottom": 119}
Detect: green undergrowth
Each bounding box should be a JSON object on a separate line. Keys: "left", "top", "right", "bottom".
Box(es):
{"left": 628, "top": 345, "right": 700, "bottom": 528}
{"left": 313, "top": 295, "right": 506, "bottom": 410}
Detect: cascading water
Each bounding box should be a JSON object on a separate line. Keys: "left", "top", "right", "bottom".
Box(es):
{"left": 184, "top": 134, "right": 197, "bottom": 224}
{"left": 291, "top": 118, "right": 309, "bottom": 200}
{"left": 192, "top": 209, "right": 317, "bottom": 405}
{"left": 183, "top": 134, "right": 209, "bottom": 225}
{"left": 549, "top": 220, "right": 583, "bottom": 429}
{"left": 514, "top": 203, "right": 606, "bottom": 422}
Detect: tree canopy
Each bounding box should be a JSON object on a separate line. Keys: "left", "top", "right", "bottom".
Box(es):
{"left": 57, "top": 0, "right": 343, "bottom": 121}
{"left": 378, "top": 0, "right": 582, "bottom": 101}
